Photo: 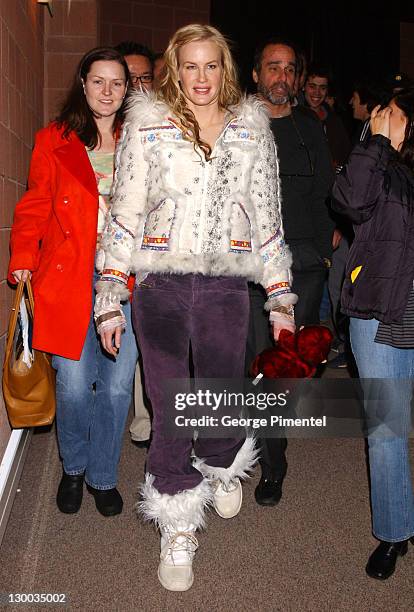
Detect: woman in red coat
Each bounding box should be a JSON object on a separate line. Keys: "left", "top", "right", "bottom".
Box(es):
{"left": 8, "top": 47, "right": 138, "bottom": 517}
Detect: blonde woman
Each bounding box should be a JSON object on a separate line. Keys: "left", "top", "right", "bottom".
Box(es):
{"left": 95, "top": 24, "right": 296, "bottom": 590}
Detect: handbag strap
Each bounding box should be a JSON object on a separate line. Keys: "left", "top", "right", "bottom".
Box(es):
{"left": 5, "top": 278, "right": 35, "bottom": 359}
{"left": 25, "top": 277, "right": 35, "bottom": 316}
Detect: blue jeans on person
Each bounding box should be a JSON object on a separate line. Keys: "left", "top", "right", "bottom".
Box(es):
{"left": 350, "top": 317, "right": 414, "bottom": 542}
{"left": 53, "top": 298, "right": 138, "bottom": 490}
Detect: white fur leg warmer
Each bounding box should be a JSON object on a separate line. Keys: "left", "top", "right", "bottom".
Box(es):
{"left": 137, "top": 474, "right": 213, "bottom": 530}
{"left": 193, "top": 437, "right": 259, "bottom": 488}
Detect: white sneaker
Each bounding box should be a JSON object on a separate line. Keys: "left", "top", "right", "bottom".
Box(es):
{"left": 212, "top": 478, "right": 242, "bottom": 519}
{"left": 158, "top": 528, "right": 199, "bottom": 591}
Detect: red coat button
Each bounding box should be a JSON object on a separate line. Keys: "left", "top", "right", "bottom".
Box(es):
{"left": 63, "top": 196, "right": 70, "bottom": 204}
{"left": 65, "top": 230, "right": 71, "bottom": 238}
{"left": 56, "top": 264, "right": 64, "bottom": 271}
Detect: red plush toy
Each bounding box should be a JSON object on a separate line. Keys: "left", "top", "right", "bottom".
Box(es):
{"left": 250, "top": 325, "right": 333, "bottom": 379}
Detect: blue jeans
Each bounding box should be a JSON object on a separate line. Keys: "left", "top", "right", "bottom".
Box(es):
{"left": 53, "top": 299, "right": 138, "bottom": 490}
{"left": 350, "top": 317, "right": 414, "bottom": 541}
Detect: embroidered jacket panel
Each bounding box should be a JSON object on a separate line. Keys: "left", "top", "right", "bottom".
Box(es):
{"left": 99, "top": 93, "right": 294, "bottom": 307}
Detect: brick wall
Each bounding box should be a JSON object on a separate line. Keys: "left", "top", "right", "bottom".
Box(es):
{"left": 400, "top": 22, "right": 414, "bottom": 79}
{"left": 0, "top": 0, "right": 45, "bottom": 459}
{"left": 98, "top": 0, "right": 211, "bottom": 53}
{"left": 45, "top": 0, "right": 98, "bottom": 122}
{"left": 0, "top": 0, "right": 99, "bottom": 463}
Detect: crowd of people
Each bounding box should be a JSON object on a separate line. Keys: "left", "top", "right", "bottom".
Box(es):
{"left": 7, "top": 23, "right": 414, "bottom": 591}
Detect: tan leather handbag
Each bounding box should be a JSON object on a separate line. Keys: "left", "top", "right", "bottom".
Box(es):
{"left": 2, "top": 278, "right": 56, "bottom": 428}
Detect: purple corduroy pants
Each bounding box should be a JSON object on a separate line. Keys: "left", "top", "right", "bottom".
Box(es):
{"left": 132, "top": 273, "right": 249, "bottom": 495}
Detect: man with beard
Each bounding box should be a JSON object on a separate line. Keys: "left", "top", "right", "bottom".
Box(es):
{"left": 246, "top": 38, "right": 334, "bottom": 506}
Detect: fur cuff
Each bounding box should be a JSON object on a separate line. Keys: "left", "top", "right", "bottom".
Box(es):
{"left": 95, "top": 280, "right": 131, "bottom": 302}
{"left": 137, "top": 474, "right": 213, "bottom": 530}
{"left": 193, "top": 437, "right": 259, "bottom": 487}
{"left": 265, "top": 292, "right": 298, "bottom": 312}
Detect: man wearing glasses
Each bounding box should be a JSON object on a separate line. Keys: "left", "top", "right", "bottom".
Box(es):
{"left": 246, "top": 38, "right": 334, "bottom": 507}
{"left": 114, "top": 41, "right": 154, "bottom": 92}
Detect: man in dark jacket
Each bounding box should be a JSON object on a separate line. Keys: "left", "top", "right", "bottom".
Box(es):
{"left": 246, "top": 38, "right": 334, "bottom": 506}
{"left": 303, "top": 63, "right": 352, "bottom": 368}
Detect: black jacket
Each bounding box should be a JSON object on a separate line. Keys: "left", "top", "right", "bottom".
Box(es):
{"left": 270, "top": 107, "right": 335, "bottom": 260}
{"left": 332, "top": 134, "right": 414, "bottom": 323}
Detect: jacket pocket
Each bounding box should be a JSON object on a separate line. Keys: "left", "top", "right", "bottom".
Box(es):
{"left": 33, "top": 238, "right": 75, "bottom": 296}
{"left": 229, "top": 203, "right": 252, "bottom": 253}
{"left": 141, "top": 198, "right": 176, "bottom": 251}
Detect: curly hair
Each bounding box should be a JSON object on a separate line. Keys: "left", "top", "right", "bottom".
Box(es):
{"left": 159, "top": 24, "right": 241, "bottom": 161}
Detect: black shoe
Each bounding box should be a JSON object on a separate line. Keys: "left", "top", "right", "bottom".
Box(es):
{"left": 366, "top": 538, "right": 414, "bottom": 580}
{"left": 131, "top": 439, "right": 150, "bottom": 449}
{"left": 87, "top": 485, "right": 123, "bottom": 517}
{"left": 327, "top": 352, "right": 348, "bottom": 369}
{"left": 56, "top": 472, "right": 84, "bottom": 514}
{"left": 330, "top": 338, "right": 344, "bottom": 353}
{"left": 254, "top": 477, "right": 283, "bottom": 506}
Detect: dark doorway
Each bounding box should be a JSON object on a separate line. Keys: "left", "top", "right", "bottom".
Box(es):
{"left": 210, "top": 2, "right": 403, "bottom": 98}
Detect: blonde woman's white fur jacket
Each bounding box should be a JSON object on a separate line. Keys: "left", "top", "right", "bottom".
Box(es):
{"left": 95, "top": 92, "right": 296, "bottom": 318}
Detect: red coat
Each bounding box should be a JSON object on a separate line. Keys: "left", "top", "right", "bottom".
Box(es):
{"left": 8, "top": 123, "right": 99, "bottom": 359}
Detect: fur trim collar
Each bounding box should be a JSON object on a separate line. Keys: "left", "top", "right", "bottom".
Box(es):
{"left": 229, "top": 95, "right": 270, "bottom": 131}
{"left": 125, "top": 91, "right": 270, "bottom": 131}
{"left": 125, "top": 90, "right": 169, "bottom": 126}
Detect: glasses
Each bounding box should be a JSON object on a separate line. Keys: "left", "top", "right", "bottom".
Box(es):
{"left": 279, "top": 114, "right": 314, "bottom": 179}
{"left": 130, "top": 74, "right": 153, "bottom": 85}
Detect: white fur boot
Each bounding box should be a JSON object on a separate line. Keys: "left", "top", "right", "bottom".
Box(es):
{"left": 193, "top": 437, "right": 258, "bottom": 519}
{"left": 137, "top": 475, "right": 213, "bottom": 591}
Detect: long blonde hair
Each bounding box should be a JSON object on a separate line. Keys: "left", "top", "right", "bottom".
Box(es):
{"left": 159, "top": 24, "right": 241, "bottom": 160}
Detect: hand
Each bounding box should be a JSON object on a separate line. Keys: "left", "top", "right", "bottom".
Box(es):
{"left": 100, "top": 326, "right": 122, "bottom": 356}
{"left": 332, "top": 228, "right": 342, "bottom": 250}
{"left": 271, "top": 315, "right": 296, "bottom": 342}
{"left": 12, "top": 269, "right": 31, "bottom": 282}
{"left": 370, "top": 104, "right": 391, "bottom": 139}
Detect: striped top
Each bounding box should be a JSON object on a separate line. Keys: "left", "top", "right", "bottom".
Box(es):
{"left": 375, "top": 284, "right": 414, "bottom": 348}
